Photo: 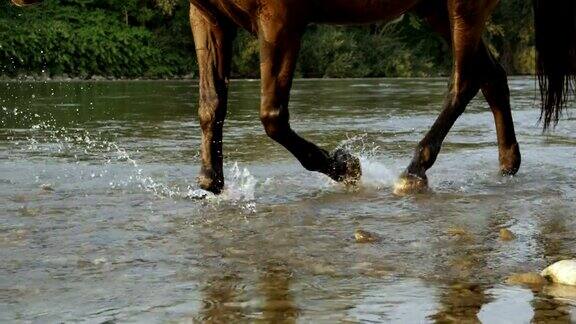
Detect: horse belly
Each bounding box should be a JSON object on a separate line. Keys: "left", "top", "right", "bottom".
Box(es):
{"left": 191, "top": 0, "right": 258, "bottom": 32}
{"left": 311, "top": 0, "right": 421, "bottom": 24}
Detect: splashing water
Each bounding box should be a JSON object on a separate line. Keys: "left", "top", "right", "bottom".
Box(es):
{"left": 359, "top": 157, "right": 397, "bottom": 189}
{"left": 188, "top": 162, "right": 258, "bottom": 213}
{"left": 335, "top": 134, "right": 398, "bottom": 190}
{"left": 3, "top": 106, "right": 258, "bottom": 210}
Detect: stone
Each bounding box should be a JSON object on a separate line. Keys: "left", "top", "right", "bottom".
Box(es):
{"left": 543, "top": 284, "right": 576, "bottom": 300}
{"left": 354, "top": 229, "right": 379, "bottom": 243}
{"left": 447, "top": 227, "right": 469, "bottom": 236}
{"left": 506, "top": 272, "right": 547, "bottom": 286}
{"left": 446, "top": 227, "right": 474, "bottom": 242}
{"left": 499, "top": 228, "right": 516, "bottom": 241}
{"left": 541, "top": 260, "right": 576, "bottom": 286}
{"left": 40, "top": 183, "right": 54, "bottom": 191}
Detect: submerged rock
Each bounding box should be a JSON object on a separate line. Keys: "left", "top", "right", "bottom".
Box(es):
{"left": 40, "top": 183, "right": 54, "bottom": 192}
{"left": 499, "top": 228, "right": 516, "bottom": 241}
{"left": 446, "top": 227, "right": 474, "bottom": 242}
{"left": 446, "top": 227, "right": 469, "bottom": 236}
{"left": 544, "top": 283, "right": 576, "bottom": 300}
{"left": 541, "top": 260, "right": 576, "bottom": 286}
{"left": 354, "top": 229, "right": 379, "bottom": 243}
{"left": 506, "top": 272, "right": 547, "bottom": 286}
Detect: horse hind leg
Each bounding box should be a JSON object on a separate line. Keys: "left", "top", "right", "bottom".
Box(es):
{"left": 191, "top": 6, "right": 236, "bottom": 194}
{"left": 258, "top": 17, "right": 361, "bottom": 184}
{"left": 395, "top": 0, "right": 498, "bottom": 195}
{"left": 412, "top": 0, "right": 520, "bottom": 177}
{"left": 478, "top": 44, "right": 521, "bottom": 175}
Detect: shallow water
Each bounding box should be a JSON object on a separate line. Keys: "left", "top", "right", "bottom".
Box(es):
{"left": 1, "top": 78, "right": 576, "bottom": 322}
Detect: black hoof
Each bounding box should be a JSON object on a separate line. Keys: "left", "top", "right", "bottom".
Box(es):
{"left": 327, "top": 148, "right": 362, "bottom": 185}
{"left": 197, "top": 169, "right": 224, "bottom": 194}
{"left": 500, "top": 168, "right": 519, "bottom": 177}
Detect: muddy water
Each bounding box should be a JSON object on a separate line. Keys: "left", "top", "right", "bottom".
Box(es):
{"left": 1, "top": 78, "right": 576, "bottom": 322}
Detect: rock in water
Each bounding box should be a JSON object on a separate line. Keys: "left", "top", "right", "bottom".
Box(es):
{"left": 506, "top": 272, "right": 546, "bottom": 286}
{"left": 40, "top": 183, "right": 54, "bottom": 192}
{"left": 499, "top": 228, "right": 516, "bottom": 241}
{"left": 541, "top": 260, "right": 576, "bottom": 286}
{"left": 354, "top": 229, "right": 379, "bottom": 243}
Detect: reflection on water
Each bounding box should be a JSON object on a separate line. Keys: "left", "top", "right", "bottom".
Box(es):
{"left": 1, "top": 78, "right": 576, "bottom": 322}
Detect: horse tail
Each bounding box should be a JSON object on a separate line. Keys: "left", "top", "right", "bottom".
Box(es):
{"left": 533, "top": 0, "right": 576, "bottom": 129}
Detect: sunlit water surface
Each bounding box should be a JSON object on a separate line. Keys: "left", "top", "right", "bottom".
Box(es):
{"left": 1, "top": 78, "right": 576, "bottom": 322}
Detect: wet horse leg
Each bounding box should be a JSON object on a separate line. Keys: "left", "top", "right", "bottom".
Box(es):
{"left": 479, "top": 45, "right": 521, "bottom": 175}
{"left": 414, "top": 0, "right": 520, "bottom": 178}
{"left": 190, "top": 6, "right": 235, "bottom": 193}
{"left": 258, "top": 19, "right": 361, "bottom": 183}
{"left": 396, "top": 0, "right": 498, "bottom": 194}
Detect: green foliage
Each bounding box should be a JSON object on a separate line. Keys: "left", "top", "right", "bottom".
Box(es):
{"left": 0, "top": 0, "right": 534, "bottom": 79}
{"left": 0, "top": 0, "right": 196, "bottom": 78}
{"left": 298, "top": 16, "right": 450, "bottom": 78}
{"left": 486, "top": 0, "right": 535, "bottom": 74}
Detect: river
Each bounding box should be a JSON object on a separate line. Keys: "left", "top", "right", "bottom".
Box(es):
{"left": 1, "top": 78, "right": 576, "bottom": 322}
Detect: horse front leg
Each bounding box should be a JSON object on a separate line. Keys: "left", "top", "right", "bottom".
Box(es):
{"left": 395, "top": 0, "right": 497, "bottom": 195}
{"left": 258, "top": 22, "right": 361, "bottom": 184}
{"left": 191, "top": 6, "right": 235, "bottom": 194}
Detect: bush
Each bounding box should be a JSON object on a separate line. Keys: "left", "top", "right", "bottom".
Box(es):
{"left": 0, "top": 0, "right": 533, "bottom": 79}
{"left": 0, "top": 0, "right": 197, "bottom": 78}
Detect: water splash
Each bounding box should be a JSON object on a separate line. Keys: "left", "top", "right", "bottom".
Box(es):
{"left": 3, "top": 106, "right": 258, "bottom": 211}
{"left": 336, "top": 134, "right": 398, "bottom": 190}
{"left": 184, "top": 162, "right": 258, "bottom": 213}
{"left": 103, "top": 142, "right": 258, "bottom": 211}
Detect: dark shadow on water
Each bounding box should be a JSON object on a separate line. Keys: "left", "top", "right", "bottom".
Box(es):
{"left": 258, "top": 262, "right": 300, "bottom": 323}
{"left": 427, "top": 210, "right": 498, "bottom": 323}
{"left": 199, "top": 272, "right": 246, "bottom": 322}
{"left": 196, "top": 262, "right": 300, "bottom": 323}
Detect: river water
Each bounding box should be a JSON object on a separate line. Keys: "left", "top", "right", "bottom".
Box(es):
{"left": 1, "top": 78, "right": 576, "bottom": 322}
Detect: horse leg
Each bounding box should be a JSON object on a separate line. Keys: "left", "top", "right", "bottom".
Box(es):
{"left": 395, "top": 0, "right": 497, "bottom": 194}
{"left": 478, "top": 45, "right": 521, "bottom": 175}
{"left": 190, "top": 6, "right": 235, "bottom": 194}
{"left": 414, "top": 1, "right": 521, "bottom": 177}
{"left": 258, "top": 21, "right": 361, "bottom": 184}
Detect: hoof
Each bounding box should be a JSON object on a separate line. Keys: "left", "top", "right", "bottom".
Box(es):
{"left": 327, "top": 148, "right": 362, "bottom": 185}
{"left": 500, "top": 166, "right": 519, "bottom": 177}
{"left": 393, "top": 174, "right": 428, "bottom": 196}
{"left": 499, "top": 143, "right": 521, "bottom": 176}
{"left": 197, "top": 170, "right": 223, "bottom": 194}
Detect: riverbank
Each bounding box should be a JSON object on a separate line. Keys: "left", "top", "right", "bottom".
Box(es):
{"left": 1, "top": 1, "right": 535, "bottom": 82}
{"left": 0, "top": 73, "right": 198, "bottom": 82}
{"left": 1, "top": 74, "right": 540, "bottom": 83}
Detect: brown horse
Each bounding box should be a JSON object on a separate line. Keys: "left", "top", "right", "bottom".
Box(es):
{"left": 11, "top": 0, "right": 576, "bottom": 194}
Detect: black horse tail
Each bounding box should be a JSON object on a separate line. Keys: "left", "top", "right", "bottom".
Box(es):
{"left": 533, "top": 0, "right": 576, "bottom": 129}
